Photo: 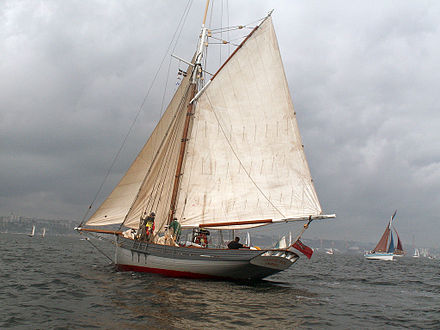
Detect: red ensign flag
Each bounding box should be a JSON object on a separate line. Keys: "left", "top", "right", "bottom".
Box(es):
{"left": 292, "top": 239, "right": 314, "bottom": 259}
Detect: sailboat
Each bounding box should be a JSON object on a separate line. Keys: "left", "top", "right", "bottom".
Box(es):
{"left": 365, "top": 210, "right": 397, "bottom": 261}
{"left": 75, "top": 3, "right": 335, "bottom": 280}
{"left": 413, "top": 248, "right": 420, "bottom": 258}
{"left": 41, "top": 228, "right": 46, "bottom": 238}
{"left": 28, "top": 225, "right": 35, "bottom": 237}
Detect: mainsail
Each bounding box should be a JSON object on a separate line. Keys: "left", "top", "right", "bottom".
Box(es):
{"left": 85, "top": 16, "right": 325, "bottom": 233}
{"left": 175, "top": 17, "right": 322, "bottom": 229}
{"left": 373, "top": 226, "right": 390, "bottom": 252}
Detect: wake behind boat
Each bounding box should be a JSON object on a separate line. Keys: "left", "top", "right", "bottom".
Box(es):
{"left": 76, "top": 1, "right": 335, "bottom": 280}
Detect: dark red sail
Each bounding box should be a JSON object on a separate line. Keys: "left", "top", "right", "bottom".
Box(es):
{"left": 373, "top": 226, "right": 390, "bottom": 252}
{"left": 393, "top": 227, "right": 405, "bottom": 255}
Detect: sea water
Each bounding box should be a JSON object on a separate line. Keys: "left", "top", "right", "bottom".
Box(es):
{"left": 1, "top": 233, "right": 439, "bottom": 329}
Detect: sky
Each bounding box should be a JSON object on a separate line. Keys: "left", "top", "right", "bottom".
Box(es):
{"left": 1, "top": 1, "right": 439, "bottom": 247}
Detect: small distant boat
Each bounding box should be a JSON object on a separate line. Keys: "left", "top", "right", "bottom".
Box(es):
{"left": 325, "top": 248, "right": 334, "bottom": 255}
{"left": 365, "top": 210, "right": 397, "bottom": 261}
{"left": 28, "top": 225, "right": 35, "bottom": 237}
{"left": 41, "top": 228, "right": 46, "bottom": 238}
{"left": 413, "top": 248, "right": 420, "bottom": 258}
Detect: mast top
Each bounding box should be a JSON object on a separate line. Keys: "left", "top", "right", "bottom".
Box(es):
{"left": 202, "top": 0, "right": 210, "bottom": 26}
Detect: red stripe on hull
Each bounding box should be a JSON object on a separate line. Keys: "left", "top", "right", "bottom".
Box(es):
{"left": 116, "top": 264, "right": 225, "bottom": 280}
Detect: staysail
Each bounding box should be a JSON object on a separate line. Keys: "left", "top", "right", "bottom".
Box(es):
{"left": 387, "top": 231, "right": 395, "bottom": 253}
{"left": 174, "top": 17, "right": 322, "bottom": 229}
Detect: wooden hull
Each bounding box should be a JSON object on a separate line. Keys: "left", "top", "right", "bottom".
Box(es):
{"left": 115, "top": 236, "right": 299, "bottom": 280}
{"left": 364, "top": 252, "right": 394, "bottom": 261}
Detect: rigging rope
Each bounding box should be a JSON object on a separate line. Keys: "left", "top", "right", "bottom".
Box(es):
{"left": 219, "top": 0, "right": 223, "bottom": 67}
{"left": 160, "top": 0, "right": 193, "bottom": 117}
{"left": 81, "top": 233, "right": 114, "bottom": 263}
{"left": 226, "top": 0, "right": 230, "bottom": 55}
{"left": 144, "top": 90, "right": 188, "bottom": 215}
{"left": 79, "top": 0, "right": 194, "bottom": 227}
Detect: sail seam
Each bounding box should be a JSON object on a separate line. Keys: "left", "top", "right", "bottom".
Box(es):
{"left": 204, "top": 92, "right": 286, "bottom": 219}
{"left": 144, "top": 102, "right": 186, "bottom": 216}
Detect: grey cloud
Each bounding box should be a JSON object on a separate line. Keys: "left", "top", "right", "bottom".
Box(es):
{"left": 1, "top": 0, "right": 439, "bottom": 246}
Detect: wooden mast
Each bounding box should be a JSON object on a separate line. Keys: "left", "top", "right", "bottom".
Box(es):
{"left": 202, "top": 0, "right": 210, "bottom": 25}
{"left": 168, "top": 0, "right": 210, "bottom": 224}
{"left": 168, "top": 84, "right": 196, "bottom": 223}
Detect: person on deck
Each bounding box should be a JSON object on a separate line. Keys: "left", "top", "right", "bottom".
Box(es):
{"left": 169, "top": 218, "right": 181, "bottom": 242}
{"left": 137, "top": 212, "right": 148, "bottom": 240}
{"left": 193, "top": 229, "right": 210, "bottom": 248}
{"left": 227, "top": 237, "right": 248, "bottom": 249}
{"left": 138, "top": 211, "right": 155, "bottom": 241}
{"left": 145, "top": 212, "right": 155, "bottom": 242}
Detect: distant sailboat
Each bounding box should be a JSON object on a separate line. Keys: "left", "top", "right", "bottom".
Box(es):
{"left": 365, "top": 210, "right": 397, "bottom": 261}
{"left": 41, "top": 228, "right": 46, "bottom": 238}
{"left": 413, "top": 248, "right": 420, "bottom": 258}
{"left": 325, "top": 248, "right": 334, "bottom": 255}
{"left": 28, "top": 225, "right": 35, "bottom": 237}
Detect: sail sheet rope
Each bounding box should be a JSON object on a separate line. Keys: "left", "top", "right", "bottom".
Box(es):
{"left": 79, "top": 0, "right": 194, "bottom": 227}
{"left": 204, "top": 92, "right": 286, "bottom": 219}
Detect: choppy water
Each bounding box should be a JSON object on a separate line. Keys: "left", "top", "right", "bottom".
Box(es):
{"left": 1, "top": 233, "right": 439, "bottom": 329}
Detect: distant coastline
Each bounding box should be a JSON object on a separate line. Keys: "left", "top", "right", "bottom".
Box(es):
{"left": 0, "top": 215, "right": 78, "bottom": 237}
{"left": 2, "top": 214, "right": 438, "bottom": 257}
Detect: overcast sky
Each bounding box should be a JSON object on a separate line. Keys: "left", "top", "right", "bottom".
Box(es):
{"left": 1, "top": 1, "right": 439, "bottom": 247}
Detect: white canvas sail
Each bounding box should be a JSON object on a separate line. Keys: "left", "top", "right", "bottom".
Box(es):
{"left": 85, "top": 65, "right": 193, "bottom": 228}
{"left": 174, "top": 17, "right": 322, "bottom": 229}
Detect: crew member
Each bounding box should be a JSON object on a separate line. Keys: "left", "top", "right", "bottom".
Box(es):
{"left": 145, "top": 212, "right": 155, "bottom": 242}
{"left": 227, "top": 237, "right": 247, "bottom": 249}
{"left": 138, "top": 211, "right": 155, "bottom": 241}
{"left": 169, "top": 218, "right": 181, "bottom": 242}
